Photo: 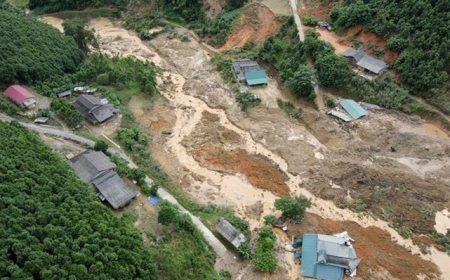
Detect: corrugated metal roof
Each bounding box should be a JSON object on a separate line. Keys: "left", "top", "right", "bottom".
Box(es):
{"left": 340, "top": 100, "right": 368, "bottom": 119}
{"left": 342, "top": 48, "right": 365, "bottom": 62}
{"left": 245, "top": 70, "right": 268, "bottom": 86}
{"left": 70, "top": 150, "right": 116, "bottom": 182}
{"left": 301, "top": 234, "right": 360, "bottom": 280}
{"left": 301, "top": 234, "right": 318, "bottom": 278}
{"left": 216, "top": 218, "right": 246, "bottom": 248}
{"left": 317, "top": 234, "right": 357, "bottom": 259}
{"left": 4, "top": 85, "right": 35, "bottom": 105}
{"left": 327, "top": 109, "right": 353, "bottom": 122}
{"left": 342, "top": 48, "right": 388, "bottom": 74}
{"left": 92, "top": 170, "right": 137, "bottom": 209}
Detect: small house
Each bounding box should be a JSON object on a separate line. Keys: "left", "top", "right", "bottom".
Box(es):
{"left": 342, "top": 48, "right": 388, "bottom": 75}
{"left": 70, "top": 150, "right": 116, "bottom": 182}
{"left": 70, "top": 150, "right": 137, "bottom": 209}
{"left": 57, "top": 90, "right": 72, "bottom": 98}
{"left": 232, "top": 59, "right": 268, "bottom": 87}
{"left": 301, "top": 234, "right": 361, "bottom": 280}
{"left": 91, "top": 170, "right": 137, "bottom": 209}
{"left": 4, "top": 85, "right": 36, "bottom": 109}
{"left": 216, "top": 218, "right": 246, "bottom": 248}
{"left": 34, "top": 117, "right": 49, "bottom": 124}
{"left": 340, "top": 99, "right": 368, "bottom": 119}
{"left": 74, "top": 86, "right": 97, "bottom": 94}
{"left": 73, "top": 94, "right": 119, "bottom": 125}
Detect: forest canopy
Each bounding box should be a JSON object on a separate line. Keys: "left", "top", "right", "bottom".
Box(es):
{"left": 0, "top": 10, "right": 84, "bottom": 87}
{"left": 0, "top": 121, "right": 157, "bottom": 279}
{"left": 330, "top": 0, "right": 450, "bottom": 94}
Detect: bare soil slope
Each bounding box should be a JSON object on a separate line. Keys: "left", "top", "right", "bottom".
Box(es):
{"left": 220, "top": 3, "right": 282, "bottom": 50}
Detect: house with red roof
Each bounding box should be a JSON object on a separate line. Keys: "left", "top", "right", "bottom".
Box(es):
{"left": 4, "top": 85, "right": 36, "bottom": 109}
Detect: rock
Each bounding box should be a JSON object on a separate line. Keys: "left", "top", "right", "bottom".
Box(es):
{"left": 424, "top": 145, "right": 430, "bottom": 151}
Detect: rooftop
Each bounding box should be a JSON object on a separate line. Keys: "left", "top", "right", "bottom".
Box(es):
{"left": 69, "top": 150, "right": 116, "bottom": 182}
{"left": 340, "top": 99, "right": 368, "bottom": 119}
{"left": 4, "top": 85, "right": 35, "bottom": 105}
{"left": 301, "top": 233, "right": 361, "bottom": 280}
{"left": 73, "top": 94, "right": 119, "bottom": 124}
{"left": 216, "top": 218, "right": 246, "bottom": 248}
{"left": 342, "top": 48, "right": 388, "bottom": 74}
{"left": 91, "top": 170, "right": 137, "bottom": 209}
{"left": 244, "top": 70, "right": 268, "bottom": 86}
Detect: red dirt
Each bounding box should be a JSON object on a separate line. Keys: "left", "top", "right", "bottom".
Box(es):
{"left": 288, "top": 213, "right": 441, "bottom": 280}
{"left": 220, "top": 3, "right": 282, "bottom": 50}
{"left": 183, "top": 111, "right": 290, "bottom": 196}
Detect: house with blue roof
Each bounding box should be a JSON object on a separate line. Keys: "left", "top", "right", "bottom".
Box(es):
{"left": 232, "top": 59, "right": 268, "bottom": 87}
{"left": 301, "top": 234, "right": 361, "bottom": 280}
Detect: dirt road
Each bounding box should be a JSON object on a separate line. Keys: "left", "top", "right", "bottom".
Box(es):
{"left": 289, "top": 0, "right": 305, "bottom": 41}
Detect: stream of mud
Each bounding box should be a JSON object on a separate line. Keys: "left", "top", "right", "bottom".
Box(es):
{"left": 42, "top": 16, "right": 450, "bottom": 278}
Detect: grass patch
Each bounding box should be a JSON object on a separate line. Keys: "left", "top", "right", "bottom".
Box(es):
{"left": 277, "top": 99, "right": 303, "bottom": 119}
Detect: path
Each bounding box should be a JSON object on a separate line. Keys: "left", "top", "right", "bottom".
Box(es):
{"left": 0, "top": 112, "right": 228, "bottom": 256}
{"left": 289, "top": 0, "right": 304, "bottom": 42}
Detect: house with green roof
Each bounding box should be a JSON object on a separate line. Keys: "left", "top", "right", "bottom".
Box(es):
{"left": 232, "top": 59, "right": 268, "bottom": 87}
{"left": 301, "top": 234, "right": 361, "bottom": 280}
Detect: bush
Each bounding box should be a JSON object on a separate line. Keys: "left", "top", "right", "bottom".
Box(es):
{"left": 274, "top": 195, "right": 311, "bottom": 222}
{"left": 252, "top": 250, "right": 278, "bottom": 272}
{"left": 238, "top": 241, "right": 254, "bottom": 260}
{"left": 258, "top": 226, "right": 276, "bottom": 241}
{"left": 277, "top": 99, "right": 303, "bottom": 119}
{"left": 302, "top": 16, "right": 318, "bottom": 26}
{"left": 324, "top": 96, "right": 335, "bottom": 107}
{"left": 263, "top": 215, "right": 277, "bottom": 225}
{"left": 93, "top": 139, "right": 109, "bottom": 153}
{"left": 236, "top": 92, "right": 261, "bottom": 111}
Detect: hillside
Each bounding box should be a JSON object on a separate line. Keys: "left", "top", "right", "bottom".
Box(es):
{"left": 330, "top": 0, "right": 450, "bottom": 113}
{"left": 0, "top": 10, "right": 83, "bottom": 87}
{"left": 0, "top": 121, "right": 157, "bottom": 279}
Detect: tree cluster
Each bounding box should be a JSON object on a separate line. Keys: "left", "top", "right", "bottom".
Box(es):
{"left": 0, "top": 10, "right": 84, "bottom": 87}
{"left": 251, "top": 226, "right": 277, "bottom": 273}
{"left": 330, "top": 0, "right": 450, "bottom": 94}
{"left": 29, "top": 0, "right": 129, "bottom": 13}
{"left": 50, "top": 99, "right": 84, "bottom": 126}
{"left": 0, "top": 121, "right": 157, "bottom": 279}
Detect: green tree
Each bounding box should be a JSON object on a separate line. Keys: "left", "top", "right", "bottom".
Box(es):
{"left": 63, "top": 18, "right": 97, "bottom": 52}
{"left": 93, "top": 140, "right": 109, "bottom": 153}
{"left": 274, "top": 195, "right": 311, "bottom": 222}
{"left": 158, "top": 200, "right": 180, "bottom": 225}
{"left": 286, "top": 64, "right": 316, "bottom": 100}
{"left": 315, "top": 54, "right": 351, "bottom": 89}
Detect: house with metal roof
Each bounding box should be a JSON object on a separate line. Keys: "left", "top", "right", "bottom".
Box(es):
{"left": 73, "top": 94, "right": 119, "bottom": 125}
{"left": 340, "top": 99, "right": 368, "bottom": 119}
{"left": 216, "top": 218, "right": 246, "bottom": 248}
{"left": 232, "top": 59, "right": 268, "bottom": 87}
{"left": 91, "top": 170, "right": 137, "bottom": 209}
{"left": 301, "top": 234, "right": 361, "bottom": 280}
{"left": 70, "top": 150, "right": 116, "bottom": 182}
{"left": 57, "top": 90, "right": 72, "bottom": 98}
{"left": 70, "top": 150, "right": 137, "bottom": 209}
{"left": 342, "top": 48, "right": 388, "bottom": 75}
{"left": 4, "top": 85, "right": 36, "bottom": 109}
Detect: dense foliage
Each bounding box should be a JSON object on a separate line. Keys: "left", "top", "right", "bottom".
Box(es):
{"left": 36, "top": 54, "right": 159, "bottom": 101}
{"left": 63, "top": 18, "right": 97, "bottom": 52}
{"left": 0, "top": 121, "right": 157, "bottom": 279}
{"left": 274, "top": 195, "right": 311, "bottom": 222}
{"left": 50, "top": 99, "right": 84, "bottom": 126}
{"left": 197, "top": 9, "right": 241, "bottom": 47}
{"left": 29, "top": 0, "right": 128, "bottom": 13}
{"left": 258, "top": 17, "right": 307, "bottom": 82}
{"left": 330, "top": 0, "right": 450, "bottom": 96}
{"left": 235, "top": 92, "right": 261, "bottom": 111}
{"left": 251, "top": 226, "right": 277, "bottom": 272}
{"left": 0, "top": 10, "right": 83, "bottom": 87}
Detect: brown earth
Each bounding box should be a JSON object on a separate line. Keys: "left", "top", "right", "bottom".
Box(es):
{"left": 182, "top": 111, "right": 290, "bottom": 196}
{"left": 288, "top": 213, "right": 441, "bottom": 280}
{"left": 44, "top": 16, "right": 450, "bottom": 278}
{"left": 219, "top": 3, "right": 282, "bottom": 50}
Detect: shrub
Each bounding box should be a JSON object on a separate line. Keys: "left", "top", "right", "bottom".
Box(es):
{"left": 236, "top": 92, "right": 261, "bottom": 111}
{"left": 302, "top": 16, "right": 318, "bottom": 26}
{"left": 238, "top": 242, "right": 254, "bottom": 260}
{"left": 324, "top": 96, "right": 335, "bottom": 107}
{"left": 263, "top": 215, "right": 277, "bottom": 225}
{"left": 274, "top": 195, "right": 311, "bottom": 222}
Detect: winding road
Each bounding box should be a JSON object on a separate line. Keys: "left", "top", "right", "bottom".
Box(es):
{"left": 0, "top": 113, "right": 228, "bottom": 256}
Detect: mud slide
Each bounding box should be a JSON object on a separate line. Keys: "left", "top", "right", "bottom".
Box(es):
{"left": 41, "top": 17, "right": 450, "bottom": 278}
